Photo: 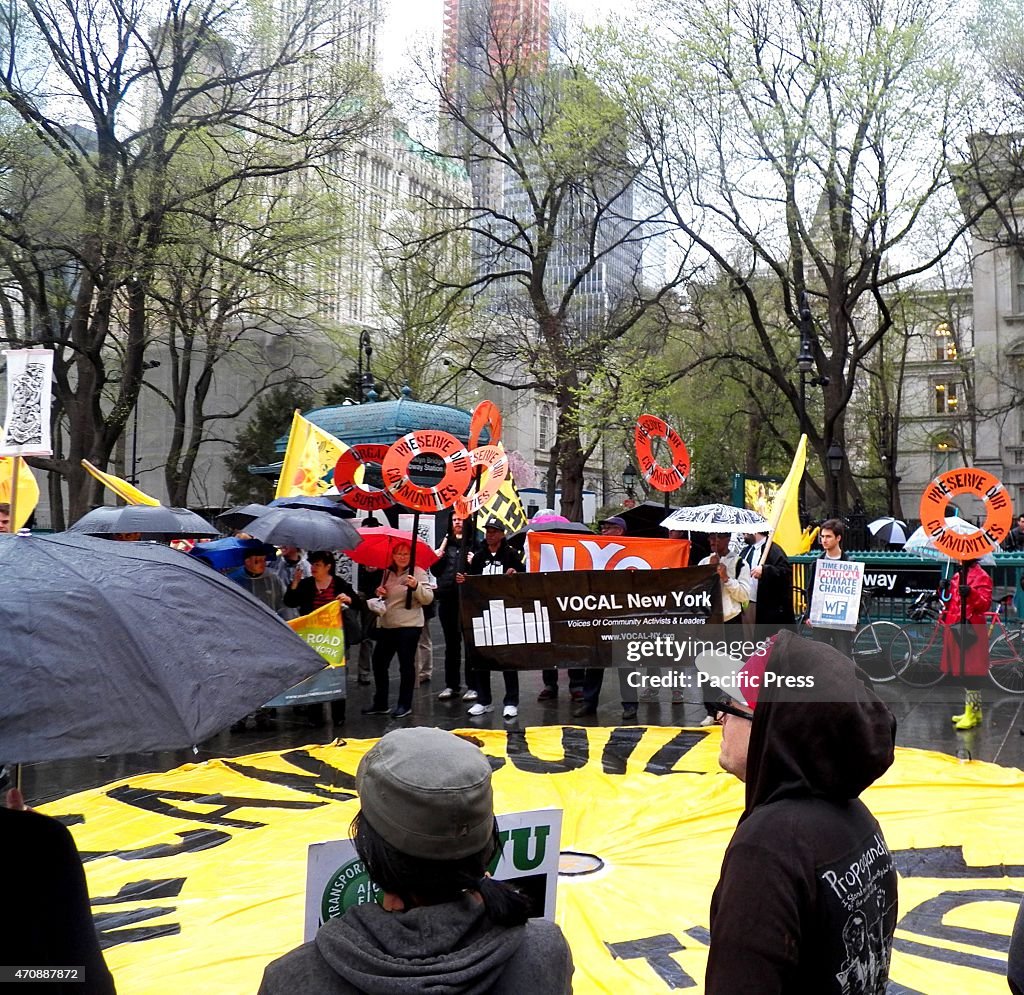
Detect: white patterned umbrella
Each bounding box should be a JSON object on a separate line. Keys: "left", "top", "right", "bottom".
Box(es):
{"left": 661, "top": 504, "right": 771, "bottom": 533}
{"left": 868, "top": 517, "right": 908, "bottom": 546}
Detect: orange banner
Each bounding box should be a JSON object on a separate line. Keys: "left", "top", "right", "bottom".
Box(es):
{"left": 527, "top": 533, "right": 690, "bottom": 572}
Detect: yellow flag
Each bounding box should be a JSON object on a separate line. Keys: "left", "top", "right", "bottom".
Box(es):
{"left": 81, "top": 459, "right": 160, "bottom": 506}
{"left": 276, "top": 411, "right": 350, "bottom": 499}
{"left": 765, "top": 434, "right": 809, "bottom": 557}
{"left": 0, "top": 455, "right": 40, "bottom": 530}
{"left": 477, "top": 475, "right": 528, "bottom": 533}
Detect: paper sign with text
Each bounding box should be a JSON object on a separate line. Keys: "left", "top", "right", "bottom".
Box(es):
{"left": 304, "top": 807, "right": 563, "bottom": 940}
{"left": 809, "top": 558, "right": 865, "bottom": 631}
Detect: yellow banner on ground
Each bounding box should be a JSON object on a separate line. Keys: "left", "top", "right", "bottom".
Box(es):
{"left": 287, "top": 600, "right": 345, "bottom": 667}
{"left": 276, "top": 411, "right": 351, "bottom": 499}
{"left": 0, "top": 454, "right": 39, "bottom": 529}
{"left": 81, "top": 459, "right": 161, "bottom": 506}
{"left": 42, "top": 729, "right": 1024, "bottom": 995}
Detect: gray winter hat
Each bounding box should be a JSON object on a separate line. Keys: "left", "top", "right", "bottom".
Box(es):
{"left": 356, "top": 727, "right": 494, "bottom": 860}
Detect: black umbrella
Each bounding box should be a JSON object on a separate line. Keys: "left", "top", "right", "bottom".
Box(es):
{"left": 268, "top": 495, "right": 355, "bottom": 518}
{"left": 216, "top": 503, "right": 270, "bottom": 533}
{"left": 617, "top": 501, "right": 684, "bottom": 538}
{"left": 245, "top": 507, "right": 361, "bottom": 551}
{"left": 68, "top": 504, "right": 220, "bottom": 539}
{"left": 0, "top": 532, "right": 326, "bottom": 763}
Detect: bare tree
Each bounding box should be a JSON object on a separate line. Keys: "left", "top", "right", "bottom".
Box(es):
{"left": 0, "top": 0, "right": 380, "bottom": 523}
{"left": 398, "top": 11, "right": 698, "bottom": 520}
{"left": 601, "top": 0, "right": 996, "bottom": 515}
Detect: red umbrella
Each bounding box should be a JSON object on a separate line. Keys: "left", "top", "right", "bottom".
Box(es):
{"left": 344, "top": 526, "right": 440, "bottom": 571}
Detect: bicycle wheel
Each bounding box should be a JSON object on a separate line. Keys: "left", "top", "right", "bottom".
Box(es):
{"left": 852, "top": 621, "right": 903, "bottom": 683}
{"left": 989, "top": 629, "right": 1024, "bottom": 694}
{"left": 892, "top": 621, "right": 946, "bottom": 688}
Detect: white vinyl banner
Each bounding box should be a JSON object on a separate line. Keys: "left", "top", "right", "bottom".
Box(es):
{"left": 0, "top": 348, "right": 54, "bottom": 456}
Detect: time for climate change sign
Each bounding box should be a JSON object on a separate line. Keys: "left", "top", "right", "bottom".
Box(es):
{"left": 809, "top": 559, "right": 865, "bottom": 631}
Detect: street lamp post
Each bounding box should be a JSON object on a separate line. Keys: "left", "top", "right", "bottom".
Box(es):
{"left": 797, "top": 292, "right": 816, "bottom": 519}
{"left": 357, "top": 331, "right": 373, "bottom": 401}
{"left": 827, "top": 441, "right": 845, "bottom": 518}
{"left": 621, "top": 461, "right": 637, "bottom": 501}
{"left": 131, "top": 359, "right": 161, "bottom": 486}
{"left": 796, "top": 291, "right": 830, "bottom": 522}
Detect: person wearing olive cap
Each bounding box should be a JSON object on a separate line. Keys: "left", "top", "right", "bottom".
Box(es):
{"left": 259, "top": 727, "right": 573, "bottom": 994}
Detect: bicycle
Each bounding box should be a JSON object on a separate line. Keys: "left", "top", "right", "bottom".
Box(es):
{"left": 986, "top": 596, "right": 1024, "bottom": 693}
{"left": 889, "top": 591, "right": 1024, "bottom": 693}
{"left": 887, "top": 592, "right": 945, "bottom": 688}
{"left": 852, "top": 592, "right": 914, "bottom": 684}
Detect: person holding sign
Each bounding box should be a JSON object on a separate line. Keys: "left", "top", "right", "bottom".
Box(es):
{"left": 361, "top": 542, "right": 433, "bottom": 719}
{"left": 699, "top": 533, "right": 751, "bottom": 625}
{"left": 803, "top": 519, "right": 854, "bottom": 657}
{"left": 942, "top": 560, "right": 994, "bottom": 731}
{"left": 457, "top": 517, "right": 524, "bottom": 719}
{"left": 259, "top": 727, "right": 573, "bottom": 994}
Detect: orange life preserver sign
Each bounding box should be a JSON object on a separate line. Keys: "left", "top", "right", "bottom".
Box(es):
{"left": 455, "top": 445, "right": 510, "bottom": 518}
{"left": 334, "top": 444, "right": 393, "bottom": 512}
{"left": 382, "top": 432, "right": 473, "bottom": 512}
{"left": 634, "top": 415, "right": 689, "bottom": 493}
{"left": 918, "top": 468, "right": 1013, "bottom": 560}
{"left": 469, "top": 400, "right": 502, "bottom": 449}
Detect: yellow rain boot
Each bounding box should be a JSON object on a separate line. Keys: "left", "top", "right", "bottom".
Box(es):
{"left": 954, "top": 690, "right": 982, "bottom": 731}
{"left": 951, "top": 693, "right": 967, "bottom": 724}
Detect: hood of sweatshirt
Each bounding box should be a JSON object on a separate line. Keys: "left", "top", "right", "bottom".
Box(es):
{"left": 315, "top": 895, "right": 524, "bottom": 995}
{"left": 742, "top": 629, "right": 896, "bottom": 817}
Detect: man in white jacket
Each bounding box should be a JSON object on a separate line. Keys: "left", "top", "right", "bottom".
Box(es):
{"left": 699, "top": 533, "right": 751, "bottom": 624}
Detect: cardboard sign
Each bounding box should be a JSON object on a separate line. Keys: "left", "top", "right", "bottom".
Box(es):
{"left": 809, "top": 558, "right": 865, "bottom": 631}
{"left": 527, "top": 533, "right": 690, "bottom": 572}
{"left": 304, "top": 808, "right": 563, "bottom": 940}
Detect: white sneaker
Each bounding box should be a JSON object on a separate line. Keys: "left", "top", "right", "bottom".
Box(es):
{"left": 700, "top": 714, "right": 717, "bottom": 726}
{"left": 502, "top": 705, "right": 518, "bottom": 719}
{"left": 468, "top": 703, "right": 493, "bottom": 716}
{"left": 462, "top": 689, "right": 479, "bottom": 701}
{"left": 437, "top": 687, "right": 456, "bottom": 700}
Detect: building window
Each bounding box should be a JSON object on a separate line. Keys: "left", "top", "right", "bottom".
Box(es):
{"left": 934, "top": 381, "right": 959, "bottom": 414}
{"left": 934, "top": 322, "right": 957, "bottom": 361}
{"left": 933, "top": 438, "right": 957, "bottom": 476}
{"left": 1015, "top": 252, "right": 1024, "bottom": 314}
{"left": 538, "top": 403, "right": 554, "bottom": 451}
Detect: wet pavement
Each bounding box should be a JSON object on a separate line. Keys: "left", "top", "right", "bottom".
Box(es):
{"left": 17, "top": 633, "right": 1024, "bottom": 804}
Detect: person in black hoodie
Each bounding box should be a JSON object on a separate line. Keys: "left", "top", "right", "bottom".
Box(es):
{"left": 700, "top": 630, "right": 898, "bottom": 994}
{"left": 258, "top": 727, "right": 573, "bottom": 994}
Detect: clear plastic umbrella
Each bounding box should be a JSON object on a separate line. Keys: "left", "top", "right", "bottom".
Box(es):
{"left": 903, "top": 517, "right": 999, "bottom": 565}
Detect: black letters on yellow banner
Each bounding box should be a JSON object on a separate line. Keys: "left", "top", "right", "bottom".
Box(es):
{"left": 40, "top": 728, "right": 1024, "bottom": 994}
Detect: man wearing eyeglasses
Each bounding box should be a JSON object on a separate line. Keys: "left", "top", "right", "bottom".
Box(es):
{"left": 700, "top": 631, "right": 899, "bottom": 995}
